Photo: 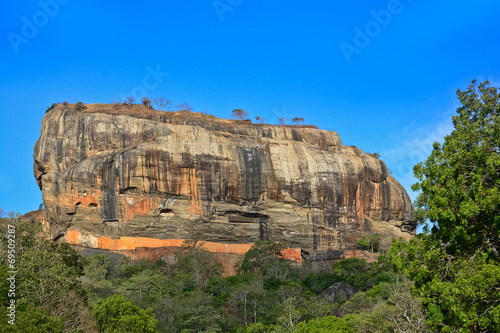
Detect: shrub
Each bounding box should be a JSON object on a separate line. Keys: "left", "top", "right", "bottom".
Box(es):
{"left": 62, "top": 101, "right": 69, "bottom": 106}
{"left": 75, "top": 102, "right": 87, "bottom": 111}
{"left": 45, "top": 103, "right": 58, "bottom": 113}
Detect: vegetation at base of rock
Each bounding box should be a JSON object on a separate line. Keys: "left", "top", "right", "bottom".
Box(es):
{"left": 356, "top": 233, "right": 382, "bottom": 253}
{"left": 93, "top": 294, "right": 158, "bottom": 333}
{"left": 9, "top": 80, "right": 500, "bottom": 331}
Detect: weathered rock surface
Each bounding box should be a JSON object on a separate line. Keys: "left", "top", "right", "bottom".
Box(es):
{"left": 34, "top": 104, "right": 415, "bottom": 262}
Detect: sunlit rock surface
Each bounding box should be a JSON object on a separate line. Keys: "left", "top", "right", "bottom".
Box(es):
{"left": 34, "top": 104, "right": 415, "bottom": 266}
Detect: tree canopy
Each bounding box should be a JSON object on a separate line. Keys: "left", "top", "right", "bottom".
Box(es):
{"left": 412, "top": 80, "right": 500, "bottom": 257}
{"left": 231, "top": 109, "right": 248, "bottom": 120}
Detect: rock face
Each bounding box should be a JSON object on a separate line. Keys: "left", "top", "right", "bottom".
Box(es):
{"left": 320, "top": 282, "right": 357, "bottom": 303}
{"left": 34, "top": 104, "right": 415, "bottom": 264}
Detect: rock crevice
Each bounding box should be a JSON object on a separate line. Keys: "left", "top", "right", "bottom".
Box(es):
{"left": 34, "top": 105, "right": 415, "bottom": 258}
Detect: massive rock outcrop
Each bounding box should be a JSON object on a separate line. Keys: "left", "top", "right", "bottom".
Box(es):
{"left": 34, "top": 104, "right": 415, "bottom": 267}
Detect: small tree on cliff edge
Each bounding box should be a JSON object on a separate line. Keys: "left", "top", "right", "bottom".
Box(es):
{"left": 125, "top": 96, "right": 134, "bottom": 108}
{"left": 231, "top": 109, "right": 248, "bottom": 120}
{"left": 412, "top": 80, "right": 500, "bottom": 258}
{"left": 153, "top": 97, "right": 172, "bottom": 111}
{"left": 177, "top": 103, "right": 193, "bottom": 111}
{"left": 142, "top": 97, "right": 151, "bottom": 110}
{"left": 292, "top": 117, "right": 304, "bottom": 125}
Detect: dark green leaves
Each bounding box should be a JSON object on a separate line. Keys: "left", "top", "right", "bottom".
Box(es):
{"left": 413, "top": 80, "right": 500, "bottom": 257}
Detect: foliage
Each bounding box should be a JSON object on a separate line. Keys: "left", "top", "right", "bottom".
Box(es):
{"left": 45, "top": 103, "right": 58, "bottom": 113}
{"left": 231, "top": 108, "right": 248, "bottom": 120}
{"left": 93, "top": 294, "right": 158, "bottom": 333}
{"left": 333, "top": 258, "right": 382, "bottom": 290}
{"left": 356, "top": 233, "right": 381, "bottom": 253}
{"left": 294, "top": 315, "right": 356, "bottom": 333}
{"left": 0, "top": 220, "right": 95, "bottom": 332}
{"left": 300, "top": 272, "right": 340, "bottom": 295}
{"left": 75, "top": 101, "right": 87, "bottom": 111}
{"left": 171, "top": 241, "right": 224, "bottom": 288}
{"left": 389, "top": 236, "right": 500, "bottom": 331}
{"left": 142, "top": 97, "right": 151, "bottom": 109}
{"left": 412, "top": 80, "right": 500, "bottom": 257}
{"left": 238, "top": 241, "right": 290, "bottom": 279}
{"left": 291, "top": 117, "right": 304, "bottom": 125}
{"left": 279, "top": 117, "right": 287, "bottom": 125}
{"left": 0, "top": 306, "right": 65, "bottom": 333}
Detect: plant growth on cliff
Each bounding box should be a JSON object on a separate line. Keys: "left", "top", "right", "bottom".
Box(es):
{"left": 231, "top": 109, "right": 248, "bottom": 120}
{"left": 153, "top": 97, "right": 172, "bottom": 111}
{"left": 45, "top": 103, "right": 58, "bottom": 113}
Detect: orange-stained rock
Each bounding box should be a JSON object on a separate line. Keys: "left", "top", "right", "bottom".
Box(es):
{"left": 64, "top": 230, "right": 301, "bottom": 275}
{"left": 34, "top": 104, "right": 416, "bottom": 264}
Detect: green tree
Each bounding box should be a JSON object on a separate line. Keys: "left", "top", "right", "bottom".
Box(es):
{"left": 0, "top": 220, "right": 96, "bottom": 332}
{"left": 333, "top": 258, "right": 378, "bottom": 290}
{"left": 0, "top": 306, "right": 65, "bottom": 333}
{"left": 171, "top": 241, "right": 224, "bottom": 289}
{"left": 389, "top": 236, "right": 500, "bottom": 331}
{"left": 75, "top": 101, "right": 87, "bottom": 111}
{"left": 412, "top": 80, "right": 500, "bottom": 257}
{"left": 92, "top": 294, "right": 158, "bottom": 333}
{"left": 82, "top": 254, "right": 112, "bottom": 290}
{"left": 45, "top": 103, "right": 58, "bottom": 113}
{"left": 356, "top": 233, "right": 382, "bottom": 253}
{"left": 294, "top": 315, "right": 356, "bottom": 333}
{"left": 238, "top": 241, "right": 290, "bottom": 277}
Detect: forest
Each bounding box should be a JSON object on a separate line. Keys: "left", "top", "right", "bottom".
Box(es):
{"left": 1, "top": 80, "right": 499, "bottom": 332}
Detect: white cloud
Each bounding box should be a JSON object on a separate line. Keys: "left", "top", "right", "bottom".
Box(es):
{"left": 381, "top": 108, "right": 455, "bottom": 204}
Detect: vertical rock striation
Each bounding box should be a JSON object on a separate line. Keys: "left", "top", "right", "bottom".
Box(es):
{"left": 34, "top": 104, "right": 415, "bottom": 263}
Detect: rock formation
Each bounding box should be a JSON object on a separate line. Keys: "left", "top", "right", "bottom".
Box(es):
{"left": 33, "top": 104, "right": 415, "bottom": 269}
{"left": 320, "top": 282, "right": 357, "bottom": 304}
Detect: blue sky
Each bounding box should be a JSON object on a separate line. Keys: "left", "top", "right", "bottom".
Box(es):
{"left": 1, "top": 0, "right": 500, "bottom": 215}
